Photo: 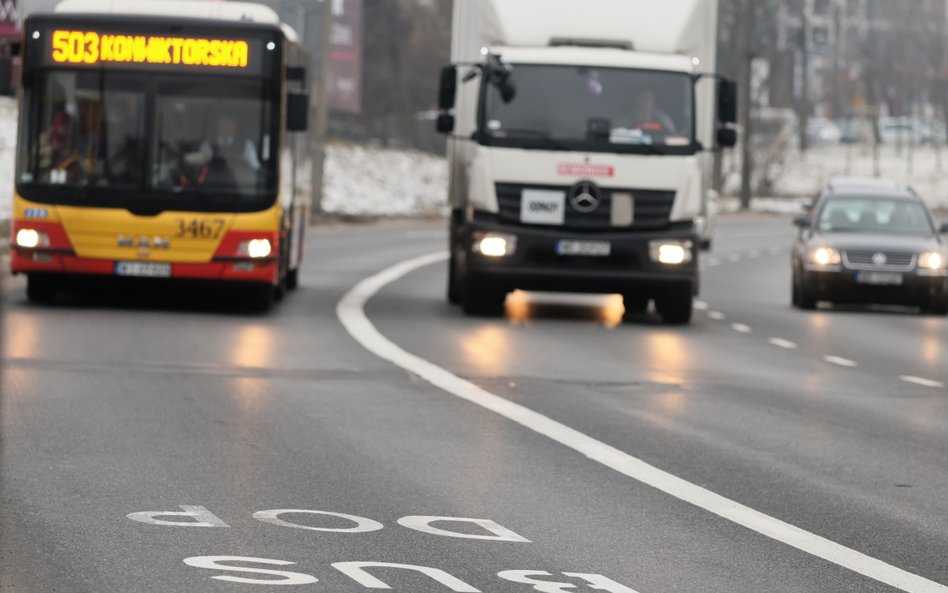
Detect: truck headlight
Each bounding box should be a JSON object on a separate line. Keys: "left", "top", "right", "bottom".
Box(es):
{"left": 649, "top": 240, "right": 693, "bottom": 265}
{"left": 473, "top": 232, "right": 516, "bottom": 257}
{"left": 808, "top": 246, "right": 841, "bottom": 266}
{"left": 919, "top": 251, "right": 945, "bottom": 271}
{"left": 15, "top": 228, "right": 49, "bottom": 249}
{"left": 237, "top": 239, "right": 273, "bottom": 259}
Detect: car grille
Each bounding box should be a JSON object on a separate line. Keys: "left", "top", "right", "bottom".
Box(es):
{"left": 843, "top": 250, "right": 917, "bottom": 271}
{"left": 495, "top": 183, "right": 675, "bottom": 231}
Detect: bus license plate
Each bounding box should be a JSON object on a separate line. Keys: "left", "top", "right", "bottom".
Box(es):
{"left": 115, "top": 262, "right": 172, "bottom": 278}
{"left": 556, "top": 240, "right": 611, "bottom": 257}
{"left": 856, "top": 271, "right": 903, "bottom": 286}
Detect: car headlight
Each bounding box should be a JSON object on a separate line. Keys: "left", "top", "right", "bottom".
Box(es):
{"left": 919, "top": 251, "right": 945, "bottom": 271}
{"left": 472, "top": 232, "right": 517, "bottom": 257}
{"left": 237, "top": 239, "right": 273, "bottom": 259}
{"left": 649, "top": 240, "right": 693, "bottom": 265}
{"left": 15, "top": 228, "right": 50, "bottom": 249}
{"left": 808, "top": 246, "right": 841, "bottom": 266}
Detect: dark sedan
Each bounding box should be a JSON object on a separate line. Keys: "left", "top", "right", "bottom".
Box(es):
{"left": 791, "top": 184, "right": 948, "bottom": 315}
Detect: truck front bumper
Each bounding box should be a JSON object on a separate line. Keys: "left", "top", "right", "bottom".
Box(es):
{"left": 460, "top": 218, "right": 699, "bottom": 295}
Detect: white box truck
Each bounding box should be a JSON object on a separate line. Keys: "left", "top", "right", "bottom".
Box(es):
{"left": 437, "top": 0, "right": 737, "bottom": 324}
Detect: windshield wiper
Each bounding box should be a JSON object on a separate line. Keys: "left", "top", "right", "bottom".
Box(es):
{"left": 486, "top": 129, "right": 572, "bottom": 151}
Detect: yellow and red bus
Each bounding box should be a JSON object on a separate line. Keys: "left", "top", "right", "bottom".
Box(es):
{"left": 11, "top": 0, "right": 310, "bottom": 310}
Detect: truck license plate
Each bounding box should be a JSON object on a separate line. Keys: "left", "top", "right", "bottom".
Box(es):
{"left": 115, "top": 262, "right": 172, "bottom": 278}
{"left": 856, "top": 271, "right": 903, "bottom": 286}
{"left": 556, "top": 240, "right": 611, "bottom": 257}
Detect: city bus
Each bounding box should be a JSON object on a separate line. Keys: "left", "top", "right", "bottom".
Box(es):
{"left": 11, "top": 0, "right": 310, "bottom": 310}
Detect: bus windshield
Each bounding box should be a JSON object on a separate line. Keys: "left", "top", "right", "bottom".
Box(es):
{"left": 18, "top": 70, "right": 276, "bottom": 210}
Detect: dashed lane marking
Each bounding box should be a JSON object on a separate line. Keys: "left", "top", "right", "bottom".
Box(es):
{"left": 900, "top": 376, "right": 945, "bottom": 389}
{"left": 731, "top": 323, "right": 752, "bottom": 334}
{"left": 824, "top": 356, "right": 859, "bottom": 368}
{"left": 768, "top": 338, "right": 798, "bottom": 350}
{"left": 707, "top": 311, "right": 726, "bottom": 321}
{"left": 694, "top": 301, "right": 709, "bottom": 311}
{"left": 337, "top": 251, "right": 948, "bottom": 593}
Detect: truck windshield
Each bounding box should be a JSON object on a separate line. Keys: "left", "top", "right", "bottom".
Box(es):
{"left": 18, "top": 70, "right": 277, "bottom": 211}
{"left": 483, "top": 64, "right": 695, "bottom": 154}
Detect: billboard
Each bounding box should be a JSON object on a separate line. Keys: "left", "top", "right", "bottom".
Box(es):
{"left": 0, "top": 0, "right": 16, "bottom": 39}
{"left": 328, "top": 0, "right": 362, "bottom": 114}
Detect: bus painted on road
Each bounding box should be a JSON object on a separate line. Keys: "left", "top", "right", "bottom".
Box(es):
{"left": 11, "top": 0, "right": 310, "bottom": 309}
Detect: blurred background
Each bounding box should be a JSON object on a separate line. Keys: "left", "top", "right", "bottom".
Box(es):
{"left": 4, "top": 0, "right": 948, "bottom": 220}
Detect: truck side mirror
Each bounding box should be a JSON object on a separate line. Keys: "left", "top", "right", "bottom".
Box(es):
{"left": 717, "top": 127, "right": 738, "bottom": 148}
{"left": 286, "top": 92, "right": 309, "bottom": 132}
{"left": 718, "top": 79, "right": 738, "bottom": 125}
{"left": 436, "top": 113, "right": 456, "bottom": 135}
{"left": 0, "top": 57, "right": 12, "bottom": 97}
{"left": 438, "top": 65, "right": 457, "bottom": 110}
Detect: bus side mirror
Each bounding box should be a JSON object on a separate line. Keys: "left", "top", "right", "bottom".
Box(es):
{"left": 718, "top": 79, "right": 738, "bottom": 125}
{"left": 286, "top": 92, "right": 309, "bottom": 132}
{"left": 940, "top": 222, "right": 948, "bottom": 234}
{"left": 717, "top": 127, "right": 738, "bottom": 148}
{"left": 438, "top": 65, "right": 457, "bottom": 110}
{"left": 0, "top": 57, "right": 13, "bottom": 97}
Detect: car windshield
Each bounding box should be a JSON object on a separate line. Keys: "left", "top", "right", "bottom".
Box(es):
{"left": 483, "top": 64, "right": 694, "bottom": 152}
{"left": 817, "top": 197, "right": 934, "bottom": 235}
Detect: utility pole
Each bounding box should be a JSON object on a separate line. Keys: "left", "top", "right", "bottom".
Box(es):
{"left": 797, "top": 0, "right": 810, "bottom": 153}
{"left": 739, "top": 0, "right": 756, "bottom": 210}
{"left": 310, "top": 0, "right": 334, "bottom": 223}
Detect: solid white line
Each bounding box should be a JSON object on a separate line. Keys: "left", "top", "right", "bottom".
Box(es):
{"left": 707, "top": 311, "right": 726, "bottom": 321}
{"left": 336, "top": 251, "right": 948, "bottom": 593}
{"left": 768, "top": 338, "right": 798, "bottom": 350}
{"left": 900, "top": 376, "right": 945, "bottom": 389}
{"left": 731, "top": 323, "right": 752, "bottom": 334}
{"left": 824, "top": 356, "right": 859, "bottom": 368}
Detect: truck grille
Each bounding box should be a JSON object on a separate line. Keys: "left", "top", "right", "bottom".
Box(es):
{"left": 843, "top": 250, "right": 917, "bottom": 271}
{"left": 495, "top": 183, "right": 675, "bottom": 231}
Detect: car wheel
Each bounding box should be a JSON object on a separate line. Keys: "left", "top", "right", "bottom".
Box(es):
{"left": 460, "top": 274, "right": 507, "bottom": 317}
{"left": 922, "top": 296, "right": 948, "bottom": 316}
{"left": 447, "top": 252, "right": 461, "bottom": 305}
{"left": 794, "top": 273, "right": 817, "bottom": 310}
{"left": 655, "top": 285, "right": 692, "bottom": 325}
{"left": 26, "top": 275, "right": 58, "bottom": 304}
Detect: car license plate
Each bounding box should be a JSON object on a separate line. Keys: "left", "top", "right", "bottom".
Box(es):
{"left": 856, "top": 271, "right": 903, "bottom": 286}
{"left": 556, "top": 240, "right": 611, "bottom": 257}
{"left": 115, "top": 262, "right": 172, "bottom": 278}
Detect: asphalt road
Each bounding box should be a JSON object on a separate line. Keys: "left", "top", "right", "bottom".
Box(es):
{"left": 2, "top": 214, "right": 947, "bottom": 593}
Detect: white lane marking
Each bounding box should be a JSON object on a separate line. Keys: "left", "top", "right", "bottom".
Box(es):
{"left": 825, "top": 356, "right": 859, "bottom": 368}
{"left": 694, "top": 301, "right": 709, "bottom": 311}
{"left": 707, "top": 311, "right": 726, "bottom": 321}
{"left": 768, "top": 338, "right": 798, "bottom": 350}
{"left": 900, "top": 376, "right": 945, "bottom": 389}
{"left": 337, "top": 251, "right": 948, "bottom": 593}
{"left": 731, "top": 323, "right": 752, "bottom": 334}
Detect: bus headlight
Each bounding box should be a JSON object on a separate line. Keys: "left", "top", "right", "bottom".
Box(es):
{"left": 238, "top": 239, "right": 273, "bottom": 259}
{"left": 919, "top": 251, "right": 945, "bottom": 271}
{"left": 15, "top": 228, "right": 49, "bottom": 249}
{"left": 649, "top": 240, "right": 693, "bottom": 265}
{"left": 808, "top": 246, "right": 841, "bottom": 267}
{"left": 473, "top": 232, "right": 516, "bottom": 258}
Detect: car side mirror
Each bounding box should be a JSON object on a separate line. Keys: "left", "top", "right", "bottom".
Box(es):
{"left": 793, "top": 216, "right": 811, "bottom": 228}
{"left": 438, "top": 65, "right": 457, "bottom": 111}
{"left": 717, "top": 78, "right": 738, "bottom": 125}
{"left": 940, "top": 222, "right": 948, "bottom": 234}
{"left": 436, "top": 113, "right": 455, "bottom": 135}
{"left": 717, "top": 127, "right": 738, "bottom": 149}
{"left": 286, "top": 92, "right": 309, "bottom": 132}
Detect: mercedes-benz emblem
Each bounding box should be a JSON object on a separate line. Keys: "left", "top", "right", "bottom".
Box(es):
{"left": 872, "top": 252, "right": 888, "bottom": 266}
{"left": 569, "top": 181, "right": 602, "bottom": 214}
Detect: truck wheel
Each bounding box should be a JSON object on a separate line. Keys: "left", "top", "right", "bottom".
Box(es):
{"left": 447, "top": 253, "right": 461, "bottom": 305}
{"left": 286, "top": 268, "right": 299, "bottom": 291}
{"left": 248, "top": 283, "right": 276, "bottom": 312}
{"left": 621, "top": 294, "right": 649, "bottom": 319}
{"left": 461, "top": 275, "right": 506, "bottom": 317}
{"left": 655, "top": 286, "right": 692, "bottom": 325}
{"left": 26, "top": 275, "right": 58, "bottom": 304}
